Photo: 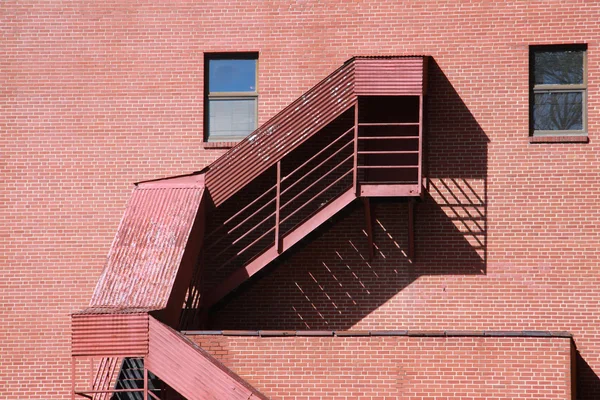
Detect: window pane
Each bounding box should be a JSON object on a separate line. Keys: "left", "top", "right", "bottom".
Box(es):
{"left": 533, "top": 92, "right": 583, "bottom": 131}
{"left": 208, "top": 59, "right": 256, "bottom": 93}
{"left": 534, "top": 50, "right": 584, "bottom": 85}
{"left": 208, "top": 98, "right": 256, "bottom": 140}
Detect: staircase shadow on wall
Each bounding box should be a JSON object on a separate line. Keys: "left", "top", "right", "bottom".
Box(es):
{"left": 576, "top": 349, "right": 600, "bottom": 400}
{"left": 201, "top": 59, "right": 490, "bottom": 331}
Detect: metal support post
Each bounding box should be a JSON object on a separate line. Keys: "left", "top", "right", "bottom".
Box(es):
{"left": 275, "top": 160, "right": 282, "bottom": 253}
{"left": 408, "top": 201, "right": 415, "bottom": 261}
{"left": 362, "top": 198, "right": 374, "bottom": 261}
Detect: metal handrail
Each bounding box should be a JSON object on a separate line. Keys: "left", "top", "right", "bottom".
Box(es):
{"left": 206, "top": 129, "right": 353, "bottom": 250}
{"left": 358, "top": 122, "right": 419, "bottom": 126}
{"left": 358, "top": 136, "right": 419, "bottom": 140}
{"left": 280, "top": 153, "right": 354, "bottom": 213}
{"left": 204, "top": 195, "right": 276, "bottom": 252}
{"left": 207, "top": 210, "right": 276, "bottom": 263}
{"left": 215, "top": 226, "right": 276, "bottom": 272}
{"left": 357, "top": 165, "right": 418, "bottom": 169}
{"left": 357, "top": 150, "right": 418, "bottom": 154}
{"left": 281, "top": 125, "right": 354, "bottom": 183}
{"left": 211, "top": 147, "right": 351, "bottom": 262}
{"left": 208, "top": 131, "right": 353, "bottom": 252}
{"left": 206, "top": 99, "right": 360, "bottom": 270}
{"left": 281, "top": 138, "right": 353, "bottom": 197}
{"left": 280, "top": 168, "right": 353, "bottom": 227}
{"left": 204, "top": 184, "right": 276, "bottom": 241}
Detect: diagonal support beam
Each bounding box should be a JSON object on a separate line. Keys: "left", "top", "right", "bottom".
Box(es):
{"left": 408, "top": 200, "right": 415, "bottom": 261}
{"left": 143, "top": 366, "right": 148, "bottom": 400}
{"left": 362, "top": 197, "right": 374, "bottom": 261}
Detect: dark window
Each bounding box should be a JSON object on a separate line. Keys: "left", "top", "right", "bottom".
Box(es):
{"left": 205, "top": 54, "right": 258, "bottom": 142}
{"left": 530, "top": 45, "right": 587, "bottom": 136}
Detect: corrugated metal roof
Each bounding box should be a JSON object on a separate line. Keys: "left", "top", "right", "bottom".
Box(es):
{"left": 89, "top": 178, "right": 204, "bottom": 311}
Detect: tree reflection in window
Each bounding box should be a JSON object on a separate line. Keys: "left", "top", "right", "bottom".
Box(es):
{"left": 534, "top": 50, "right": 583, "bottom": 85}
{"left": 530, "top": 45, "right": 586, "bottom": 134}
{"left": 533, "top": 92, "right": 582, "bottom": 131}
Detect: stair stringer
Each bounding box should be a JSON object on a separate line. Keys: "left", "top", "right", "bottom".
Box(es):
{"left": 146, "top": 315, "right": 269, "bottom": 400}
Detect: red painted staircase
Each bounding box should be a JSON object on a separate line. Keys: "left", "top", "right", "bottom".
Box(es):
{"left": 71, "top": 56, "right": 428, "bottom": 399}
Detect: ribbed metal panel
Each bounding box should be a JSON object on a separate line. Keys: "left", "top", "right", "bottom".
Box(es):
{"left": 89, "top": 184, "right": 204, "bottom": 310}
{"left": 72, "top": 313, "right": 148, "bottom": 357}
{"left": 354, "top": 57, "right": 426, "bottom": 96}
{"left": 206, "top": 61, "right": 356, "bottom": 207}
{"left": 146, "top": 316, "right": 268, "bottom": 400}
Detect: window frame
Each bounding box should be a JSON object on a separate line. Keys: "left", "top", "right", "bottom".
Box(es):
{"left": 204, "top": 52, "right": 259, "bottom": 142}
{"left": 529, "top": 44, "right": 587, "bottom": 137}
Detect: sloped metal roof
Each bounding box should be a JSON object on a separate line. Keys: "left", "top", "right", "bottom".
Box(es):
{"left": 88, "top": 175, "right": 204, "bottom": 311}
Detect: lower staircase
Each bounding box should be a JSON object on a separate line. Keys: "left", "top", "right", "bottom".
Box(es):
{"left": 71, "top": 313, "right": 268, "bottom": 400}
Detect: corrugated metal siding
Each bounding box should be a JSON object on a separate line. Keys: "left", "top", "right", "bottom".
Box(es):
{"left": 354, "top": 57, "right": 425, "bottom": 96}
{"left": 206, "top": 61, "right": 356, "bottom": 207}
{"left": 72, "top": 313, "right": 148, "bottom": 357}
{"left": 89, "top": 184, "right": 204, "bottom": 310}
{"left": 146, "top": 316, "right": 268, "bottom": 400}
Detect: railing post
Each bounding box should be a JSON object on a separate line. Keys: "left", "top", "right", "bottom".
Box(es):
{"left": 275, "top": 161, "right": 282, "bottom": 253}
{"left": 144, "top": 364, "right": 148, "bottom": 399}
{"left": 353, "top": 102, "right": 359, "bottom": 196}
{"left": 418, "top": 94, "right": 424, "bottom": 196}
{"left": 408, "top": 200, "right": 415, "bottom": 261}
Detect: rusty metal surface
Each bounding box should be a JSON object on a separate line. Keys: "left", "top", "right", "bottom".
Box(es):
{"left": 72, "top": 313, "right": 149, "bottom": 357}
{"left": 354, "top": 56, "right": 426, "bottom": 96}
{"left": 146, "top": 316, "right": 269, "bottom": 400}
{"left": 206, "top": 60, "right": 356, "bottom": 207}
{"left": 89, "top": 182, "right": 204, "bottom": 311}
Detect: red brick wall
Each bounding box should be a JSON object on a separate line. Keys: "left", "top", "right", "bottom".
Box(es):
{"left": 191, "top": 334, "right": 573, "bottom": 400}
{"left": 2, "top": 1, "right": 599, "bottom": 399}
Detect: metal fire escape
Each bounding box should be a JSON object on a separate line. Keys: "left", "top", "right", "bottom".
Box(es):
{"left": 71, "top": 56, "right": 428, "bottom": 399}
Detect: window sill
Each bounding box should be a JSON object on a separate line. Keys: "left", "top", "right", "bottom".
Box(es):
{"left": 529, "top": 135, "right": 589, "bottom": 144}
{"left": 203, "top": 141, "right": 239, "bottom": 149}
